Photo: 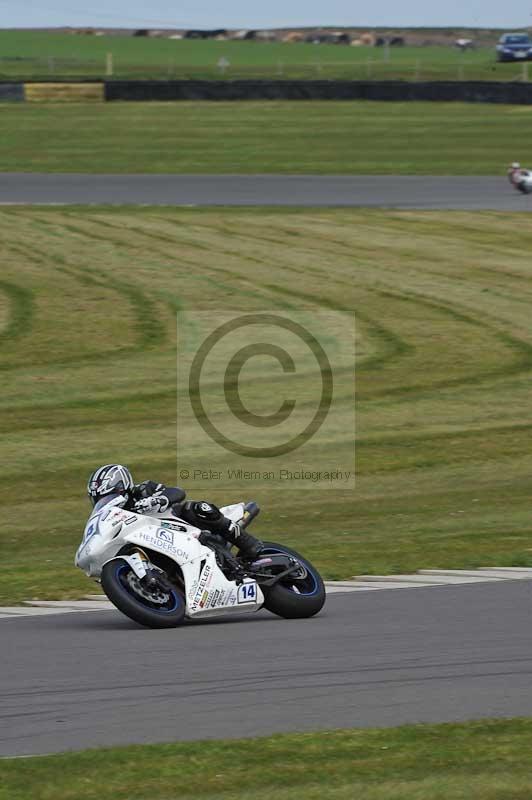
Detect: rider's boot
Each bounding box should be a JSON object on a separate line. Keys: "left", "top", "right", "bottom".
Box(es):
{"left": 225, "top": 522, "right": 263, "bottom": 560}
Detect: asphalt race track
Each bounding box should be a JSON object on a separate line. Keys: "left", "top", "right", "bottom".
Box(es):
{"left": 3, "top": 580, "right": 532, "bottom": 756}
{"left": 1, "top": 173, "right": 532, "bottom": 209}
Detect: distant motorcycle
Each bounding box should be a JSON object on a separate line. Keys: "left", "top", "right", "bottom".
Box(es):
{"left": 508, "top": 166, "right": 532, "bottom": 194}
{"left": 75, "top": 497, "right": 326, "bottom": 628}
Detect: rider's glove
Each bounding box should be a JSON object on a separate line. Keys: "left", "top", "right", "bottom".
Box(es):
{"left": 228, "top": 521, "right": 242, "bottom": 541}
{"left": 134, "top": 493, "right": 170, "bottom": 514}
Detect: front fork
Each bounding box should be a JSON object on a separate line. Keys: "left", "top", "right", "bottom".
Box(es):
{"left": 103, "top": 548, "right": 151, "bottom": 580}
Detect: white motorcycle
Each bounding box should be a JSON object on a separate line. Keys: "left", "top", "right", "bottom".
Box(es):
{"left": 509, "top": 168, "right": 532, "bottom": 194}
{"left": 75, "top": 497, "right": 326, "bottom": 628}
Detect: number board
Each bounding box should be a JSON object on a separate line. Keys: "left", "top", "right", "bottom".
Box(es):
{"left": 237, "top": 582, "right": 257, "bottom": 604}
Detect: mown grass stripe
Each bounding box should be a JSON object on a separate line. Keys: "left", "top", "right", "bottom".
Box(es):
{"left": 0, "top": 279, "right": 33, "bottom": 345}
{"left": 3, "top": 207, "right": 532, "bottom": 603}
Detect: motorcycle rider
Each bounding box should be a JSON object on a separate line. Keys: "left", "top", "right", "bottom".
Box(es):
{"left": 508, "top": 161, "right": 526, "bottom": 187}
{"left": 87, "top": 464, "right": 263, "bottom": 559}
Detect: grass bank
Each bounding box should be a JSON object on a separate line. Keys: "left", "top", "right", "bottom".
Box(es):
{"left": 2, "top": 207, "right": 532, "bottom": 602}
{"left": 0, "top": 30, "right": 512, "bottom": 81}
{"left": 2, "top": 719, "right": 532, "bottom": 799}
{"left": 0, "top": 101, "right": 528, "bottom": 174}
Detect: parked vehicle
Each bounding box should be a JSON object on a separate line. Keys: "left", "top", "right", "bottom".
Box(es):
{"left": 496, "top": 33, "right": 532, "bottom": 62}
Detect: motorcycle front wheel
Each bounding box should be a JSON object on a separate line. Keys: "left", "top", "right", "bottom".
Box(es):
{"left": 101, "top": 558, "right": 186, "bottom": 629}
{"left": 258, "top": 542, "right": 326, "bottom": 619}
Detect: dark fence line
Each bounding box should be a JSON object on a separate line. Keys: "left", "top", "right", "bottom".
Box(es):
{"left": 1, "top": 80, "right": 532, "bottom": 103}
{"left": 104, "top": 79, "right": 532, "bottom": 103}
{"left": 0, "top": 83, "right": 24, "bottom": 101}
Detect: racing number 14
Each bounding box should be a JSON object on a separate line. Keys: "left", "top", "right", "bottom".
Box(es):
{"left": 237, "top": 583, "right": 257, "bottom": 604}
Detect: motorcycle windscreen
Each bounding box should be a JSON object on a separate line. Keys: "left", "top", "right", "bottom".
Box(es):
{"left": 92, "top": 493, "right": 126, "bottom": 513}
{"left": 83, "top": 494, "right": 127, "bottom": 542}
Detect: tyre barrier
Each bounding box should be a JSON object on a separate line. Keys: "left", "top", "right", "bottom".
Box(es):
{"left": 104, "top": 79, "right": 532, "bottom": 104}
{"left": 24, "top": 82, "right": 104, "bottom": 102}
{"left": 1, "top": 79, "right": 532, "bottom": 104}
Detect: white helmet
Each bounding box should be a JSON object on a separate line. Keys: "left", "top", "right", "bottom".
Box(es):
{"left": 87, "top": 464, "right": 134, "bottom": 506}
{"left": 512, "top": 162, "right": 521, "bottom": 168}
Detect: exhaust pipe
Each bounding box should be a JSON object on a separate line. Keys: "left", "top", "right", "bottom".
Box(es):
{"left": 240, "top": 501, "right": 260, "bottom": 528}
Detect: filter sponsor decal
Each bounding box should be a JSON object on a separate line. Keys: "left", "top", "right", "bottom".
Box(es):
{"left": 159, "top": 521, "right": 188, "bottom": 532}
{"left": 190, "top": 564, "right": 213, "bottom": 610}
{"left": 196, "top": 587, "right": 230, "bottom": 611}
{"left": 199, "top": 590, "right": 209, "bottom": 608}
{"left": 206, "top": 588, "right": 225, "bottom": 609}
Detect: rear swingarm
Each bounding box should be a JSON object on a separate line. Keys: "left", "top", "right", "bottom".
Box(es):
{"left": 249, "top": 555, "right": 303, "bottom": 587}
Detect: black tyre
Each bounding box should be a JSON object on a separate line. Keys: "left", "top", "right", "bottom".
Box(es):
{"left": 101, "top": 558, "right": 186, "bottom": 629}
{"left": 259, "top": 542, "right": 326, "bottom": 619}
{"left": 518, "top": 183, "right": 531, "bottom": 194}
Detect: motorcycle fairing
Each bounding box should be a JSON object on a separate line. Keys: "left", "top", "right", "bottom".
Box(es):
{"left": 76, "top": 504, "right": 264, "bottom": 618}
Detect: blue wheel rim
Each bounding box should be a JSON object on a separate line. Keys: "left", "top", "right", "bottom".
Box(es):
{"left": 260, "top": 547, "right": 319, "bottom": 596}
{"left": 115, "top": 564, "right": 180, "bottom": 614}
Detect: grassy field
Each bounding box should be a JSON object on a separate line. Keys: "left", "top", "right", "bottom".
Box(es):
{"left": 0, "top": 30, "right": 518, "bottom": 81}
{"left": 3, "top": 206, "right": 532, "bottom": 604}
{"left": 2, "top": 719, "right": 532, "bottom": 799}
{"left": 0, "top": 101, "right": 529, "bottom": 174}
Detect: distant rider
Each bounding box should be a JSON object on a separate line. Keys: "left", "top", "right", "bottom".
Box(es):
{"left": 87, "top": 464, "right": 263, "bottom": 559}
{"left": 508, "top": 161, "right": 527, "bottom": 188}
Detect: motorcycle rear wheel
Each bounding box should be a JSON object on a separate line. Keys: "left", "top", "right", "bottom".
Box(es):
{"left": 101, "top": 558, "right": 186, "bottom": 629}
{"left": 258, "top": 542, "right": 326, "bottom": 619}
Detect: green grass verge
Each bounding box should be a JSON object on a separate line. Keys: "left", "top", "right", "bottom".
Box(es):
{"left": 0, "top": 101, "right": 529, "bottom": 174}
{"left": 3, "top": 206, "right": 532, "bottom": 603}
{"left": 2, "top": 719, "right": 532, "bottom": 799}
{"left": 0, "top": 30, "right": 517, "bottom": 81}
